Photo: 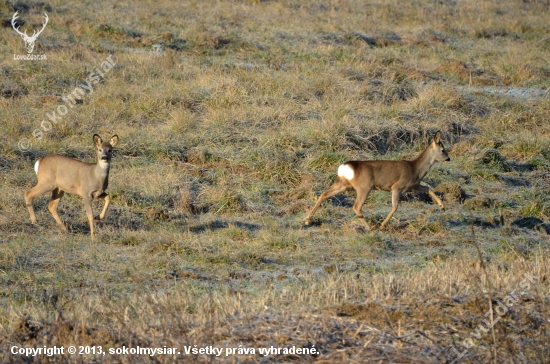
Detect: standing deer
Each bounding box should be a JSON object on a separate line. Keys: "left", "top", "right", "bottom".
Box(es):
{"left": 11, "top": 11, "right": 49, "bottom": 54}
{"left": 25, "top": 134, "right": 119, "bottom": 237}
{"left": 305, "top": 131, "right": 450, "bottom": 229}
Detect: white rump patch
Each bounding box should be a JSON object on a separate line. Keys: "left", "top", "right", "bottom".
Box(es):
{"left": 337, "top": 164, "right": 355, "bottom": 180}
{"left": 34, "top": 160, "right": 40, "bottom": 175}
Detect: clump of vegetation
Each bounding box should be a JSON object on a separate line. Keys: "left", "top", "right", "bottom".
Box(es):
{"left": 474, "top": 148, "right": 511, "bottom": 172}
{"left": 361, "top": 79, "right": 418, "bottom": 105}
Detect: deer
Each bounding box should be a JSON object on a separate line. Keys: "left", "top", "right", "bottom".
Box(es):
{"left": 11, "top": 11, "right": 49, "bottom": 54}
{"left": 24, "top": 134, "right": 119, "bottom": 237}
{"left": 305, "top": 131, "right": 450, "bottom": 229}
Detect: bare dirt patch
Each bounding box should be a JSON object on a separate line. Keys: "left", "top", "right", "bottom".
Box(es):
{"left": 434, "top": 182, "right": 468, "bottom": 203}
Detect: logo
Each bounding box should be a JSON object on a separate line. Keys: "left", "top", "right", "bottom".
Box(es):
{"left": 12, "top": 11, "right": 48, "bottom": 60}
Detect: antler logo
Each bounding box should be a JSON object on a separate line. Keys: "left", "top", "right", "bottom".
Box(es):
{"left": 12, "top": 11, "right": 49, "bottom": 54}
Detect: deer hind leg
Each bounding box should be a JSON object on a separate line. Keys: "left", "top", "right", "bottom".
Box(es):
{"left": 412, "top": 184, "right": 445, "bottom": 210}
{"left": 48, "top": 188, "right": 67, "bottom": 231}
{"left": 352, "top": 185, "right": 373, "bottom": 218}
{"left": 98, "top": 193, "right": 110, "bottom": 220}
{"left": 350, "top": 184, "right": 373, "bottom": 229}
{"left": 83, "top": 197, "right": 95, "bottom": 237}
{"left": 380, "top": 188, "right": 402, "bottom": 229}
{"left": 24, "top": 183, "right": 54, "bottom": 224}
{"left": 305, "top": 178, "right": 351, "bottom": 225}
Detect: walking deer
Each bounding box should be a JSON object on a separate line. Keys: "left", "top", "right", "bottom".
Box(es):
{"left": 25, "top": 134, "right": 119, "bottom": 237}
{"left": 305, "top": 131, "right": 450, "bottom": 229}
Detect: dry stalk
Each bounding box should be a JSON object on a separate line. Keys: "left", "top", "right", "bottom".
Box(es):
{"left": 469, "top": 225, "right": 498, "bottom": 364}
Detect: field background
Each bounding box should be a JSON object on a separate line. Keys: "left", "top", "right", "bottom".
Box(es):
{"left": 1, "top": 0, "right": 549, "bottom": 362}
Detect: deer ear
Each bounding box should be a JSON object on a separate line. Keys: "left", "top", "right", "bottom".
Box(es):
{"left": 93, "top": 134, "right": 102, "bottom": 146}
{"left": 109, "top": 135, "right": 119, "bottom": 147}
{"left": 433, "top": 131, "right": 441, "bottom": 144}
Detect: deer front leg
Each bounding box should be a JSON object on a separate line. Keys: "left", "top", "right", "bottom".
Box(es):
{"left": 380, "top": 188, "right": 402, "bottom": 229}
{"left": 98, "top": 193, "right": 110, "bottom": 220}
{"left": 83, "top": 197, "right": 95, "bottom": 237}
{"left": 413, "top": 184, "right": 445, "bottom": 210}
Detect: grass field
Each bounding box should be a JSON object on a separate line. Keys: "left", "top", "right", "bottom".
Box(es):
{"left": 1, "top": 0, "right": 549, "bottom": 362}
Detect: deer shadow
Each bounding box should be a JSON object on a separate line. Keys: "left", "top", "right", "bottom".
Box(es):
{"left": 187, "top": 220, "right": 261, "bottom": 233}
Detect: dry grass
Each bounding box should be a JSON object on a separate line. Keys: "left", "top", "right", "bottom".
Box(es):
{"left": 1, "top": 0, "right": 549, "bottom": 362}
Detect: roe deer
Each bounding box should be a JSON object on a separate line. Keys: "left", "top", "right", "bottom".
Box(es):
{"left": 25, "top": 134, "right": 119, "bottom": 237}
{"left": 305, "top": 131, "right": 450, "bottom": 229}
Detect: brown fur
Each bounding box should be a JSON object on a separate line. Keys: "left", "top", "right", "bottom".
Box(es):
{"left": 24, "top": 134, "right": 119, "bottom": 237}
{"left": 305, "top": 131, "right": 450, "bottom": 229}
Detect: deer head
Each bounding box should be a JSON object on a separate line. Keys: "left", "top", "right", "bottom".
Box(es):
{"left": 11, "top": 11, "right": 49, "bottom": 54}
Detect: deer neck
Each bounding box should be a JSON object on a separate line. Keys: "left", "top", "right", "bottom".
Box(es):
{"left": 94, "top": 161, "right": 111, "bottom": 186}
{"left": 412, "top": 146, "right": 436, "bottom": 181}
